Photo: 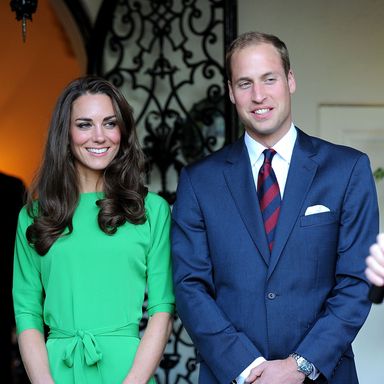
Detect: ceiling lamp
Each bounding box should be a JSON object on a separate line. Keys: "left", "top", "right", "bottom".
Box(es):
{"left": 10, "top": 0, "right": 38, "bottom": 42}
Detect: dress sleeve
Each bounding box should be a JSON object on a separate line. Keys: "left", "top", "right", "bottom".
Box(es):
{"left": 13, "top": 207, "right": 45, "bottom": 334}
{"left": 146, "top": 195, "right": 175, "bottom": 316}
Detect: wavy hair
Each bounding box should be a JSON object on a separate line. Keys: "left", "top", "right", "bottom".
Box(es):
{"left": 26, "top": 76, "right": 148, "bottom": 255}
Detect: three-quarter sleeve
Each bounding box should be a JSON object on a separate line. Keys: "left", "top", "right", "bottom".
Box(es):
{"left": 13, "top": 207, "right": 45, "bottom": 334}
{"left": 145, "top": 195, "right": 175, "bottom": 316}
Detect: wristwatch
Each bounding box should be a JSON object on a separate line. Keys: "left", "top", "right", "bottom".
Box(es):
{"left": 289, "top": 353, "right": 314, "bottom": 376}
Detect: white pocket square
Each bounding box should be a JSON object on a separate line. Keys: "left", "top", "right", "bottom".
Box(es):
{"left": 305, "top": 205, "right": 330, "bottom": 216}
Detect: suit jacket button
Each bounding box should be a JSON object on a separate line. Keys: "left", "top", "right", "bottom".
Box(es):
{"left": 267, "top": 292, "right": 276, "bottom": 300}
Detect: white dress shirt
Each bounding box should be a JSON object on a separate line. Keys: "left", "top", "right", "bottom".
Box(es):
{"left": 244, "top": 123, "right": 297, "bottom": 197}
{"left": 235, "top": 124, "right": 319, "bottom": 383}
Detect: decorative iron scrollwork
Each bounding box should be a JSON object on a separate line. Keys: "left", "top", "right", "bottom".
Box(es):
{"left": 96, "top": 0, "right": 236, "bottom": 204}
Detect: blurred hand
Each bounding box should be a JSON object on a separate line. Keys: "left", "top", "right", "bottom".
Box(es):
{"left": 366, "top": 233, "right": 384, "bottom": 286}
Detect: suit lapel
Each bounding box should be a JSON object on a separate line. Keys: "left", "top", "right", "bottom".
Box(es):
{"left": 267, "top": 129, "right": 318, "bottom": 278}
{"left": 223, "top": 138, "right": 270, "bottom": 264}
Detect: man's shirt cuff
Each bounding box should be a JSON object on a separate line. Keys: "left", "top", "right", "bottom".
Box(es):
{"left": 308, "top": 364, "right": 320, "bottom": 380}
{"left": 234, "top": 356, "right": 266, "bottom": 384}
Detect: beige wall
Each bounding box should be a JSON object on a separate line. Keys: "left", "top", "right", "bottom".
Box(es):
{"left": 238, "top": 0, "right": 384, "bottom": 135}
{"left": 238, "top": 0, "right": 384, "bottom": 382}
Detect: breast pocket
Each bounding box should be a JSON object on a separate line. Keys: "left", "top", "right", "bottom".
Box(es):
{"left": 300, "top": 211, "right": 338, "bottom": 227}
{"left": 300, "top": 211, "right": 339, "bottom": 269}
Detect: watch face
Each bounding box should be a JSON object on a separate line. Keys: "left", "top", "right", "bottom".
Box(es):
{"left": 297, "top": 356, "right": 313, "bottom": 376}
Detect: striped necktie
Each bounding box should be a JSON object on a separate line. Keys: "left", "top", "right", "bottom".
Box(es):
{"left": 257, "top": 148, "right": 281, "bottom": 252}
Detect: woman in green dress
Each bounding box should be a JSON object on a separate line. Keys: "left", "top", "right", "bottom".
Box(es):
{"left": 13, "top": 76, "right": 175, "bottom": 383}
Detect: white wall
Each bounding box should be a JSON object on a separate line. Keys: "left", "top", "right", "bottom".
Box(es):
{"left": 238, "top": 0, "right": 384, "bottom": 382}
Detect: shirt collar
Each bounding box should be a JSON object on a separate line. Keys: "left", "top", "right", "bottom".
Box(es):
{"left": 244, "top": 123, "right": 297, "bottom": 166}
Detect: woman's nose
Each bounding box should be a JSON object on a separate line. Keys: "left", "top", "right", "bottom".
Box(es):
{"left": 92, "top": 125, "right": 106, "bottom": 142}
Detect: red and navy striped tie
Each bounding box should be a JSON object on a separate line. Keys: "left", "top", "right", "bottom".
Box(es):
{"left": 257, "top": 148, "right": 281, "bottom": 252}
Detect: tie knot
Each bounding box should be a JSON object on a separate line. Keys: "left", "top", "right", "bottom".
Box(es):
{"left": 263, "top": 148, "right": 277, "bottom": 164}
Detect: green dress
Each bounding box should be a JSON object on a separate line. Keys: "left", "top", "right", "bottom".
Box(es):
{"left": 13, "top": 192, "right": 175, "bottom": 384}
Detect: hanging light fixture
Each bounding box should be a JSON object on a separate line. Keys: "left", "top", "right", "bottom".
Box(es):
{"left": 10, "top": 0, "right": 38, "bottom": 42}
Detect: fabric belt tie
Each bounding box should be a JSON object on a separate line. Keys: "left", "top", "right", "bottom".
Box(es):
{"left": 61, "top": 329, "right": 102, "bottom": 367}
{"left": 48, "top": 323, "right": 139, "bottom": 383}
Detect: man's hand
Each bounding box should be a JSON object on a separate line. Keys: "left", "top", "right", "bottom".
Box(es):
{"left": 245, "top": 357, "right": 305, "bottom": 384}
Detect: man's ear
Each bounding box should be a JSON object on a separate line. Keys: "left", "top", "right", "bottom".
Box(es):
{"left": 228, "top": 80, "right": 235, "bottom": 104}
{"left": 288, "top": 70, "right": 296, "bottom": 94}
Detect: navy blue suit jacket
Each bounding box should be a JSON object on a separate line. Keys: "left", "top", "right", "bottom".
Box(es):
{"left": 171, "top": 129, "right": 379, "bottom": 383}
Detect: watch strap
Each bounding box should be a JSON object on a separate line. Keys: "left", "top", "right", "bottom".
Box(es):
{"left": 289, "top": 352, "right": 314, "bottom": 376}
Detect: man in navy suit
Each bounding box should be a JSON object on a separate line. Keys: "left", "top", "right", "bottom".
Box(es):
{"left": 171, "top": 31, "right": 379, "bottom": 383}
